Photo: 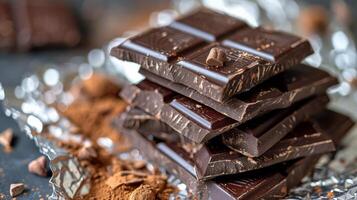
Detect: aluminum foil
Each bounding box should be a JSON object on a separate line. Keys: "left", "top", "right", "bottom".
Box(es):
{"left": 1, "top": 1, "right": 357, "bottom": 199}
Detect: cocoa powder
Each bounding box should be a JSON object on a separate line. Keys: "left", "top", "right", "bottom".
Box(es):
{"left": 48, "top": 73, "right": 176, "bottom": 199}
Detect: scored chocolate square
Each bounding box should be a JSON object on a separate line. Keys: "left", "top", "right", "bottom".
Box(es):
{"left": 124, "top": 26, "right": 205, "bottom": 62}
{"left": 177, "top": 43, "right": 267, "bottom": 86}
{"left": 170, "top": 9, "right": 247, "bottom": 41}
{"left": 222, "top": 27, "right": 312, "bottom": 63}
{"left": 111, "top": 9, "right": 313, "bottom": 102}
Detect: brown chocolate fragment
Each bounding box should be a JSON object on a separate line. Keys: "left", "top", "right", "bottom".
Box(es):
{"left": 0, "top": 128, "right": 13, "bottom": 153}
{"left": 10, "top": 183, "right": 25, "bottom": 197}
{"left": 129, "top": 184, "right": 156, "bottom": 200}
{"left": 206, "top": 47, "right": 226, "bottom": 67}
{"left": 81, "top": 74, "right": 121, "bottom": 99}
{"left": 105, "top": 173, "right": 144, "bottom": 189}
{"left": 77, "top": 145, "right": 97, "bottom": 160}
{"left": 298, "top": 6, "right": 329, "bottom": 36}
{"left": 28, "top": 156, "right": 47, "bottom": 177}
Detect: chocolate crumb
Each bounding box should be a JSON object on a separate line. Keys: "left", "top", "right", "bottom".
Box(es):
{"left": 77, "top": 145, "right": 97, "bottom": 160}
{"left": 81, "top": 73, "right": 121, "bottom": 99}
{"left": 129, "top": 184, "right": 156, "bottom": 200}
{"left": 132, "top": 160, "right": 147, "bottom": 170}
{"left": 10, "top": 183, "right": 25, "bottom": 197}
{"left": 28, "top": 156, "right": 47, "bottom": 177}
{"left": 206, "top": 47, "right": 226, "bottom": 67}
{"left": 0, "top": 128, "right": 13, "bottom": 153}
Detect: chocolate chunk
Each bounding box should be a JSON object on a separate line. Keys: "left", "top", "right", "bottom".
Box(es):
{"left": 140, "top": 64, "right": 337, "bottom": 122}
{"left": 12, "top": 0, "right": 81, "bottom": 51}
{"left": 0, "top": 2, "right": 15, "bottom": 51}
{"left": 120, "top": 80, "right": 238, "bottom": 143}
{"left": 0, "top": 128, "right": 13, "bottom": 153}
{"left": 169, "top": 9, "right": 247, "bottom": 41}
{"left": 222, "top": 96, "right": 329, "bottom": 157}
{"left": 116, "top": 110, "right": 354, "bottom": 199}
{"left": 77, "top": 145, "right": 98, "bottom": 160}
{"left": 111, "top": 9, "right": 313, "bottom": 102}
{"left": 206, "top": 47, "right": 226, "bottom": 67}
{"left": 115, "top": 107, "right": 336, "bottom": 180}
{"left": 28, "top": 156, "right": 48, "bottom": 177}
{"left": 10, "top": 183, "right": 25, "bottom": 197}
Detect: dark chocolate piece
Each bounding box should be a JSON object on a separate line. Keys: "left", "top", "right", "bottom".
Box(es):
{"left": 115, "top": 107, "right": 335, "bottom": 180}
{"left": 169, "top": 9, "right": 247, "bottom": 41}
{"left": 111, "top": 9, "right": 313, "bottom": 102}
{"left": 115, "top": 110, "right": 353, "bottom": 199}
{"left": 118, "top": 107, "right": 179, "bottom": 143}
{"left": 140, "top": 64, "right": 337, "bottom": 122}
{"left": 0, "top": 1, "right": 15, "bottom": 51}
{"left": 120, "top": 80, "right": 239, "bottom": 143}
{"left": 222, "top": 27, "right": 312, "bottom": 63}
{"left": 118, "top": 128, "right": 288, "bottom": 200}
{"left": 13, "top": 0, "right": 81, "bottom": 51}
{"left": 222, "top": 96, "right": 329, "bottom": 157}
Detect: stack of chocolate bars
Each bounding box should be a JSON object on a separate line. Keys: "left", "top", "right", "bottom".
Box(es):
{"left": 111, "top": 9, "right": 355, "bottom": 199}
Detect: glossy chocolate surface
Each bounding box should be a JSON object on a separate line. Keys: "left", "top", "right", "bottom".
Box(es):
{"left": 222, "top": 96, "right": 329, "bottom": 157}
{"left": 115, "top": 107, "right": 336, "bottom": 180}
{"left": 111, "top": 9, "right": 313, "bottom": 102}
{"left": 140, "top": 65, "right": 337, "bottom": 122}
{"left": 115, "top": 110, "right": 354, "bottom": 199}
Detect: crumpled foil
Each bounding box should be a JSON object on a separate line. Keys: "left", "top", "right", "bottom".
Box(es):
{"left": 1, "top": 1, "right": 357, "bottom": 199}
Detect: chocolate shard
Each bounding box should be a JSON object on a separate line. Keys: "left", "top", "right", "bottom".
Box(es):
{"left": 12, "top": 0, "right": 81, "bottom": 51}
{"left": 111, "top": 8, "right": 313, "bottom": 102}
{"left": 115, "top": 110, "right": 354, "bottom": 199}
{"left": 120, "top": 80, "right": 238, "bottom": 143}
{"left": 140, "top": 64, "right": 337, "bottom": 122}
{"left": 222, "top": 95, "right": 329, "bottom": 157}
{"left": 115, "top": 107, "right": 335, "bottom": 180}
{"left": 0, "top": 1, "right": 15, "bottom": 51}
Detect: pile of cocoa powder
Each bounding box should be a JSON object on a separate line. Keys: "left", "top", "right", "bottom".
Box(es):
{"left": 50, "top": 73, "right": 176, "bottom": 200}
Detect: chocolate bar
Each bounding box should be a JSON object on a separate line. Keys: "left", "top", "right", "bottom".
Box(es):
{"left": 115, "top": 107, "right": 335, "bottom": 180}
{"left": 115, "top": 110, "right": 354, "bottom": 199}
{"left": 140, "top": 64, "right": 337, "bottom": 122}
{"left": 120, "top": 79, "right": 239, "bottom": 143}
{"left": 0, "top": 1, "right": 15, "bottom": 50}
{"left": 120, "top": 71, "right": 333, "bottom": 143}
{"left": 111, "top": 9, "right": 313, "bottom": 102}
{"left": 12, "top": 0, "right": 81, "bottom": 51}
{"left": 222, "top": 96, "right": 329, "bottom": 157}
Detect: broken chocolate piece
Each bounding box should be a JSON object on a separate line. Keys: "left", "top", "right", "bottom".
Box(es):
{"left": 28, "top": 156, "right": 47, "bottom": 177}
{"left": 222, "top": 96, "right": 329, "bottom": 157}
{"left": 77, "top": 145, "right": 97, "bottom": 160}
{"left": 117, "top": 110, "right": 354, "bottom": 199}
{"left": 206, "top": 47, "right": 226, "bottom": 67}
{"left": 115, "top": 108, "right": 336, "bottom": 180}
{"left": 111, "top": 9, "right": 313, "bottom": 102}
{"left": 0, "top": 128, "right": 13, "bottom": 152}
{"left": 10, "top": 183, "right": 25, "bottom": 197}
{"left": 120, "top": 80, "right": 238, "bottom": 143}
{"left": 139, "top": 65, "right": 337, "bottom": 122}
